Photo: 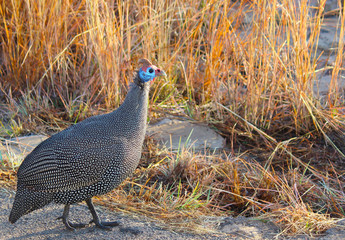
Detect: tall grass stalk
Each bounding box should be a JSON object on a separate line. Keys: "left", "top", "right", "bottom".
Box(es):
{"left": 1, "top": 0, "right": 345, "bottom": 236}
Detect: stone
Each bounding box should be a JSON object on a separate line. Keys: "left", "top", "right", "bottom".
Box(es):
{"left": 313, "top": 73, "right": 345, "bottom": 96}
{"left": 146, "top": 118, "right": 226, "bottom": 151}
{"left": 317, "top": 18, "right": 345, "bottom": 54}
{"left": 219, "top": 216, "right": 280, "bottom": 240}
{"left": 0, "top": 135, "right": 48, "bottom": 167}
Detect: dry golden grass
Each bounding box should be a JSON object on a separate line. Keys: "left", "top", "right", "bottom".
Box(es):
{"left": 1, "top": 0, "right": 345, "bottom": 237}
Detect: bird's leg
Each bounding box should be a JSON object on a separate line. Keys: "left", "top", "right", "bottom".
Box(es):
{"left": 60, "top": 204, "right": 87, "bottom": 230}
{"left": 86, "top": 198, "right": 120, "bottom": 231}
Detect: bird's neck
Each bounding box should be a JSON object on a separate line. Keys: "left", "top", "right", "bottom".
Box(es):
{"left": 131, "top": 70, "right": 144, "bottom": 89}
{"left": 109, "top": 73, "right": 150, "bottom": 136}
{"left": 121, "top": 73, "right": 150, "bottom": 112}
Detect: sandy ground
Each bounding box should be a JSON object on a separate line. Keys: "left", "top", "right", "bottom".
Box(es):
{"left": 1, "top": 188, "right": 345, "bottom": 240}
{"left": 0, "top": 189, "right": 233, "bottom": 240}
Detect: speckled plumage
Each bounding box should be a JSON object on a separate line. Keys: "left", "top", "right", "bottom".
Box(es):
{"left": 9, "top": 59, "right": 166, "bottom": 230}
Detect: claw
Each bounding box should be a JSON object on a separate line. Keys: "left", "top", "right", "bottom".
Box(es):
{"left": 60, "top": 199, "right": 120, "bottom": 231}
{"left": 86, "top": 198, "right": 120, "bottom": 230}
{"left": 89, "top": 219, "right": 119, "bottom": 230}
{"left": 64, "top": 220, "right": 87, "bottom": 231}
{"left": 61, "top": 204, "right": 88, "bottom": 231}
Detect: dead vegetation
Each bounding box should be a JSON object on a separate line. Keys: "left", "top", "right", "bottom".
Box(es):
{"left": 1, "top": 0, "right": 345, "bottom": 237}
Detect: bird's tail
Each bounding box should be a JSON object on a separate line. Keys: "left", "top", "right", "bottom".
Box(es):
{"left": 9, "top": 185, "right": 53, "bottom": 224}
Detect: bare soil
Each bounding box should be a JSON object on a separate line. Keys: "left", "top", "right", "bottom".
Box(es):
{"left": 1, "top": 189, "right": 345, "bottom": 240}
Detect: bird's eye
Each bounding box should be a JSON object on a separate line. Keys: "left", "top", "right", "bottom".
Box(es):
{"left": 148, "top": 68, "right": 154, "bottom": 73}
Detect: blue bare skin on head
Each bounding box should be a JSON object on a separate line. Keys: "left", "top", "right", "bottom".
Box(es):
{"left": 138, "top": 63, "right": 166, "bottom": 82}
{"left": 138, "top": 67, "right": 156, "bottom": 82}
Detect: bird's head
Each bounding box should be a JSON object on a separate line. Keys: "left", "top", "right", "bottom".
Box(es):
{"left": 138, "top": 58, "right": 166, "bottom": 83}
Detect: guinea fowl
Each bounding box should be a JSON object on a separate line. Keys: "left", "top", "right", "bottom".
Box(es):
{"left": 9, "top": 58, "right": 166, "bottom": 230}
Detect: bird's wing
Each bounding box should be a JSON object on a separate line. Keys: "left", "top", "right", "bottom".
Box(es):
{"left": 17, "top": 135, "right": 125, "bottom": 192}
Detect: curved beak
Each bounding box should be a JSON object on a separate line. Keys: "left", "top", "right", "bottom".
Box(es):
{"left": 155, "top": 68, "right": 167, "bottom": 77}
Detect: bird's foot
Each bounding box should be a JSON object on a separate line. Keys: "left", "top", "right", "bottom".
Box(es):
{"left": 90, "top": 219, "right": 120, "bottom": 231}
{"left": 86, "top": 198, "right": 120, "bottom": 231}
{"left": 57, "top": 216, "right": 87, "bottom": 231}
{"left": 65, "top": 220, "right": 87, "bottom": 231}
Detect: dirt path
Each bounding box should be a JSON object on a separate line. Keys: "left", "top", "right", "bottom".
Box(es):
{"left": 0, "top": 189, "right": 231, "bottom": 240}
{"left": 1, "top": 188, "right": 344, "bottom": 240}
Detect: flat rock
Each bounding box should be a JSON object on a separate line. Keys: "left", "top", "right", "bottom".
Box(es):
{"left": 220, "top": 216, "right": 280, "bottom": 239}
{"left": 316, "top": 18, "right": 345, "bottom": 54}
{"left": 147, "top": 119, "right": 226, "bottom": 151}
{"left": 313, "top": 73, "right": 345, "bottom": 95}
{"left": 0, "top": 135, "right": 48, "bottom": 167}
